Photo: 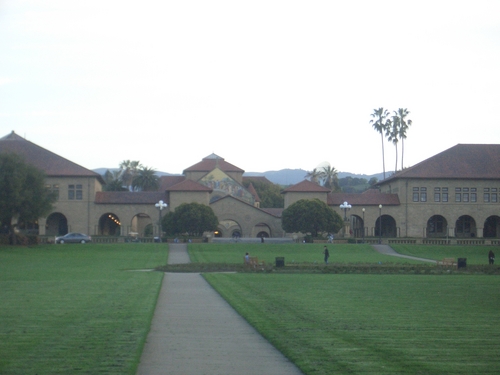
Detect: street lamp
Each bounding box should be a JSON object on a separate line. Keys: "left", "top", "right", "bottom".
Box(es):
{"left": 339, "top": 201, "right": 352, "bottom": 221}
{"left": 378, "top": 204, "right": 382, "bottom": 244}
{"left": 155, "top": 200, "right": 168, "bottom": 240}
{"left": 362, "top": 208, "right": 365, "bottom": 243}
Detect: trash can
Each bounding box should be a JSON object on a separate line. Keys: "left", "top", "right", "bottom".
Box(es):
{"left": 154, "top": 237, "right": 161, "bottom": 243}
{"left": 275, "top": 257, "right": 285, "bottom": 267}
{"left": 457, "top": 258, "right": 467, "bottom": 269}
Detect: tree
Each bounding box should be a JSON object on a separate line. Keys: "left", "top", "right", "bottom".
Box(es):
{"left": 0, "top": 154, "right": 56, "bottom": 244}
{"left": 103, "top": 169, "right": 127, "bottom": 191}
{"left": 394, "top": 108, "right": 412, "bottom": 169}
{"left": 370, "top": 108, "right": 390, "bottom": 180}
{"left": 282, "top": 199, "right": 343, "bottom": 237}
{"left": 387, "top": 115, "right": 400, "bottom": 172}
{"left": 119, "top": 160, "right": 143, "bottom": 191}
{"left": 305, "top": 168, "right": 322, "bottom": 184}
{"left": 319, "top": 165, "right": 340, "bottom": 192}
{"left": 167, "top": 203, "right": 219, "bottom": 236}
{"left": 242, "top": 180, "right": 284, "bottom": 208}
{"left": 132, "top": 167, "right": 159, "bottom": 191}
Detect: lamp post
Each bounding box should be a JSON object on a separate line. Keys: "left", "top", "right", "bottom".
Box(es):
{"left": 362, "top": 208, "right": 365, "bottom": 243}
{"left": 378, "top": 204, "right": 382, "bottom": 244}
{"left": 339, "top": 201, "right": 352, "bottom": 221}
{"left": 155, "top": 200, "right": 168, "bottom": 240}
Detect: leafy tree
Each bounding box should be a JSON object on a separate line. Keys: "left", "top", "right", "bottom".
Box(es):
{"left": 370, "top": 108, "right": 390, "bottom": 179}
{"left": 103, "top": 169, "right": 127, "bottom": 191}
{"left": 132, "top": 167, "right": 159, "bottom": 191}
{"left": 282, "top": 199, "right": 343, "bottom": 237}
{"left": 368, "top": 177, "right": 378, "bottom": 186}
{"left": 0, "top": 154, "right": 56, "bottom": 244}
{"left": 243, "top": 180, "right": 284, "bottom": 208}
{"left": 166, "top": 203, "right": 218, "bottom": 236}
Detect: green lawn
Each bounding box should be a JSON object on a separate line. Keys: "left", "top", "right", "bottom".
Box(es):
{"left": 391, "top": 244, "right": 496, "bottom": 265}
{"left": 0, "top": 244, "right": 166, "bottom": 375}
{"left": 205, "top": 272, "right": 500, "bottom": 375}
{"left": 188, "top": 243, "right": 425, "bottom": 264}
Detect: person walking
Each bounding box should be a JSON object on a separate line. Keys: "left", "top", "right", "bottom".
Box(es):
{"left": 489, "top": 250, "right": 495, "bottom": 265}
{"left": 323, "top": 246, "right": 330, "bottom": 264}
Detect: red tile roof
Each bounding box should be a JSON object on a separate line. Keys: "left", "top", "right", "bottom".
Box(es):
{"left": 95, "top": 191, "right": 168, "bottom": 204}
{"left": 380, "top": 144, "right": 500, "bottom": 183}
{"left": 281, "top": 179, "right": 331, "bottom": 193}
{"left": 165, "top": 179, "right": 213, "bottom": 192}
{"left": 159, "top": 175, "right": 186, "bottom": 191}
{"left": 242, "top": 175, "right": 273, "bottom": 185}
{"left": 246, "top": 183, "right": 261, "bottom": 202}
{"left": 0, "top": 131, "right": 104, "bottom": 183}
{"left": 183, "top": 154, "right": 244, "bottom": 173}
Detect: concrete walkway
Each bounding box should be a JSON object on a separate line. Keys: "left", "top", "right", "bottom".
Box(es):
{"left": 136, "top": 244, "right": 303, "bottom": 375}
{"left": 372, "top": 244, "right": 437, "bottom": 263}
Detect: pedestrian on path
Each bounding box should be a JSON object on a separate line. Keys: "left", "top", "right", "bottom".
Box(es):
{"left": 323, "top": 246, "right": 330, "bottom": 264}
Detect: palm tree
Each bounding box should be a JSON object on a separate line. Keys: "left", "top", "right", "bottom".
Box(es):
{"left": 394, "top": 108, "right": 412, "bottom": 169}
{"left": 387, "top": 115, "right": 400, "bottom": 172}
{"left": 119, "top": 160, "right": 142, "bottom": 191}
{"left": 305, "top": 168, "right": 322, "bottom": 184}
{"left": 103, "top": 169, "right": 127, "bottom": 191}
{"left": 319, "top": 165, "right": 340, "bottom": 192}
{"left": 370, "top": 108, "right": 390, "bottom": 179}
{"left": 132, "top": 167, "right": 160, "bottom": 191}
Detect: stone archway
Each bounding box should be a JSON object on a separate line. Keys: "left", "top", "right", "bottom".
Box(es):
{"left": 455, "top": 215, "right": 477, "bottom": 238}
{"left": 254, "top": 223, "right": 271, "bottom": 238}
{"left": 46, "top": 212, "right": 68, "bottom": 236}
{"left": 130, "top": 213, "right": 153, "bottom": 237}
{"left": 426, "top": 215, "right": 448, "bottom": 238}
{"left": 375, "top": 215, "right": 397, "bottom": 237}
{"left": 217, "top": 219, "right": 242, "bottom": 237}
{"left": 484, "top": 216, "right": 500, "bottom": 238}
{"left": 98, "top": 213, "right": 122, "bottom": 236}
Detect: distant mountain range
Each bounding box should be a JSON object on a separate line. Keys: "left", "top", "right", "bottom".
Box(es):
{"left": 94, "top": 168, "right": 386, "bottom": 186}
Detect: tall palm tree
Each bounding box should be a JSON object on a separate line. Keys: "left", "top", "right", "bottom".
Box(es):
{"left": 305, "top": 168, "right": 322, "bottom": 184}
{"left": 103, "top": 169, "right": 127, "bottom": 191}
{"left": 394, "top": 108, "right": 412, "bottom": 169}
{"left": 132, "top": 167, "right": 159, "bottom": 191}
{"left": 119, "top": 160, "right": 142, "bottom": 191}
{"left": 387, "top": 115, "right": 400, "bottom": 172}
{"left": 319, "top": 165, "right": 340, "bottom": 192}
{"left": 370, "top": 108, "right": 390, "bottom": 179}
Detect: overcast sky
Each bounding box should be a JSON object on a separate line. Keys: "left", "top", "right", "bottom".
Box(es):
{"left": 1, "top": 1, "right": 499, "bottom": 176}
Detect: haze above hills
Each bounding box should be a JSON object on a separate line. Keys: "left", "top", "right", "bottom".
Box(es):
{"left": 94, "top": 168, "right": 386, "bottom": 186}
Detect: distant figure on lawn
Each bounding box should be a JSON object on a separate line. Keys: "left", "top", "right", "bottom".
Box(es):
{"left": 489, "top": 250, "right": 495, "bottom": 265}
{"left": 323, "top": 246, "right": 330, "bottom": 264}
{"left": 244, "top": 252, "right": 250, "bottom": 264}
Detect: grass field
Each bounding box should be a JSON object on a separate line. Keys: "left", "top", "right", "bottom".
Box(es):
{"left": 205, "top": 272, "right": 500, "bottom": 375}
{"left": 392, "top": 244, "right": 496, "bottom": 265}
{"left": 0, "top": 244, "right": 166, "bottom": 375}
{"left": 188, "top": 243, "right": 425, "bottom": 264}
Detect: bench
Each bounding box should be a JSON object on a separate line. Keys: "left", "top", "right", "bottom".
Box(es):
{"left": 244, "top": 256, "right": 265, "bottom": 268}
{"left": 437, "top": 258, "right": 457, "bottom": 266}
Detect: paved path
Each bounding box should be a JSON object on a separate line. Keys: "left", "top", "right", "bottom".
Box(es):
{"left": 136, "top": 244, "right": 303, "bottom": 375}
{"left": 372, "top": 244, "right": 437, "bottom": 263}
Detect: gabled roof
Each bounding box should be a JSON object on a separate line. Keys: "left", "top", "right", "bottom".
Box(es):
{"left": 165, "top": 179, "right": 213, "bottom": 192}
{"left": 0, "top": 131, "right": 104, "bottom": 183}
{"left": 95, "top": 191, "right": 167, "bottom": 204}
{"left": 210, "top": 195, "right": 282, "bottom": 217}
{"left": 328, "top": 189, "right": 400, "bottom": 206}
{"left": 380, "top": 144, "right": 500, "bottom": 183}
{"left": 246, "top": 183, "right": 261, "bottom": 202}
{"left": 281, "top": 179, "right": 331, "bottom": 193}
{"left": 183, "top": 154, "right": 244, "bottom": 174}
{"left": 159, "top": 175, "right": 186, "bottom": 191}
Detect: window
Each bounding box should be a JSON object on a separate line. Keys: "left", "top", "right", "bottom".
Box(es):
{"left": 463, "top": 193, "right": 469, "bottom": 202}
{"left": 434, "top": 187, "right": 441, "bottom": 202}
{"left": 68, "top": 184, "right": 83, "bottom": 200}
{"left": 413, "top": 187, "right": 419, "bottom": 202}
{"left": 420, "top": 187, "right": 427, "bottom": 202}
{"left": 455, "top": 188, "right": 462, "bottom": 202}
{"left": 484, "top": 188, "right": 490, "bottom": 203}
{"left": 442, "top": 188, "right": 448, "bottom": 202}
